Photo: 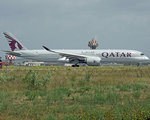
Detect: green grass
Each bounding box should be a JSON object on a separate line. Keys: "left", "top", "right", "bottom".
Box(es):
{"left": 0, "top": 66, "right": 150, "bottom": 119}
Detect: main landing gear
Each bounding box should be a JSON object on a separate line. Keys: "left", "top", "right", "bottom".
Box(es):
{"left": 72, "top": 64, "right": 79, "bottom": 67}
{"left": 71, "top": 59, "right": 80, "bottom": 67}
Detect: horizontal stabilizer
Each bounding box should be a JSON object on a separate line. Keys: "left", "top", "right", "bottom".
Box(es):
{"left": 2, "top": 50, "right": 22, "bottom": 56}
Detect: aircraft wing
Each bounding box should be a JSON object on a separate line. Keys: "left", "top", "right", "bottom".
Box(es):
{"left": 43, "top": 46, "right": 91, "bottom": 60}
{"left": 2, "top": 50, "right": 22, "bottom": 56}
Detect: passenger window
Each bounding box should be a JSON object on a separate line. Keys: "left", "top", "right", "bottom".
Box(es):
{"left": 141, "top": 53, "right": 144, "bottom": 55}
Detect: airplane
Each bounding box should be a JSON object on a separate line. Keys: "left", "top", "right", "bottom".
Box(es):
{"left": 2, "top": 31, "right": 149, "bottom": 67}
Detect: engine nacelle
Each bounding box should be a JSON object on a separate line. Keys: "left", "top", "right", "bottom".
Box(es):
{"left": 85, "top": 57, "right": 101, "bottom": 66}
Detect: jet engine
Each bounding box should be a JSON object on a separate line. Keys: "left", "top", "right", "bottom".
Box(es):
{"left": 85, "top": 57, "right": 101, "bottom": 66}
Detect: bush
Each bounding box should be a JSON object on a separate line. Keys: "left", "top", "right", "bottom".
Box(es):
{"left": 0, "top": 91, "right": 11, "bottom": 103}
{"left": 0, "top": 91, "right": 11, "bottom": 112}
{"left": 94, "top": 89, "right": 106, "bottom": 105}
{"left": 94, "top": 90, "right": 121, "bottom": 105}
{"left": 0, "top": 73, "right": 8, "bottom": 83}
{"left": 85, "top": 71, "right": 91, "bottom": 81}
{"left": 132, "top": 91, "right": 141, "bottom": 99}
{"left": 44, "top": 113, "right": 57, "bottom": 120}
{"left": 46, "top": 87, "right": 70, "bottom": 103}
{"left": 22, "top": 70, "right": 52, "bottom": 91}
{"left": 119, "top": 83, "right": 147, "bottom": 92}
{"left": 63, "top": 115, "right": 78, "bottom": 120}
{"left": 24, "top": 90, "right": 37, "bottom": 100}
{"left": 120, "top": 86, "right": 130, "bottom": 91}
{"left": 105, "top": 102, "right": 150, "bottom": 119}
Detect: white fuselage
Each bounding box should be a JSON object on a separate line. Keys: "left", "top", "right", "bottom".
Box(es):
{"left": 12, "top": 49, "right": 149, "bottom": 63}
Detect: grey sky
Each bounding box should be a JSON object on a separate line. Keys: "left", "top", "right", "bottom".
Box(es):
{"left": 0, "top": 0, "right": 150, "bottom": 59}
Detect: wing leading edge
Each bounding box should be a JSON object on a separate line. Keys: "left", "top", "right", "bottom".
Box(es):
{"left": 43, "top": 46, "right": 90, "bottom": 60}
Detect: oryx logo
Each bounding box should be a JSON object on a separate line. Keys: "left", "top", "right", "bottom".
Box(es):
{"left": 94, "top": 60, "right": 96, "bottom": 63}
{"left": 4, "top": 33, "right": 23, "bottom": 51}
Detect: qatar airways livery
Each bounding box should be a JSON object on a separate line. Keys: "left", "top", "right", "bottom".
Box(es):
{"left": 2, "top": 31, "right": 149, "bottom": 67}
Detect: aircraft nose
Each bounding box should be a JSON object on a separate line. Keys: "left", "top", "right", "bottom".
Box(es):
{"left": 145, "top": 56, "right": 149, "bottom": 61}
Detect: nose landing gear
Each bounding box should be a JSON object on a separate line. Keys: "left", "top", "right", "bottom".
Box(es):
{"left": 137, "top": 63, "right": 141, "bottom": 67}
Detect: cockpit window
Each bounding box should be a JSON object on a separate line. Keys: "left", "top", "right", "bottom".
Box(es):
{"left": 141, "top": 53, "right": 144, "bottom": 56}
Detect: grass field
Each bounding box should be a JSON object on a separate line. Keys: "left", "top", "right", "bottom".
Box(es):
{"left": 0, "top": 66, "right": 150, "bottom": 120}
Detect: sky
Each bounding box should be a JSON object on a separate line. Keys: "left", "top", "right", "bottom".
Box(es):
{"left": 0, "top": 0, "right": 150, "bottom": 59}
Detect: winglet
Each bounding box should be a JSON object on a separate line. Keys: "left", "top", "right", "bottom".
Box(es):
{"left": 43, "top": 46, "right": 50, "bottom": 51}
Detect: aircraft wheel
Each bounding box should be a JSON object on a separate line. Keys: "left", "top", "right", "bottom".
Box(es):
{"left": 72, "top": 65, "right": 79, "bottom": 67}
{"left": 137, "top": 63, "right": 140, "bottom": 67}
{"left": 76, "top": 65, "right": 79, "bottom": 67}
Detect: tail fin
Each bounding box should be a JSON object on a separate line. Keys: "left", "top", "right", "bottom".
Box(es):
{"left": 3, "top": 31, "right": 27, "bottom": 51}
